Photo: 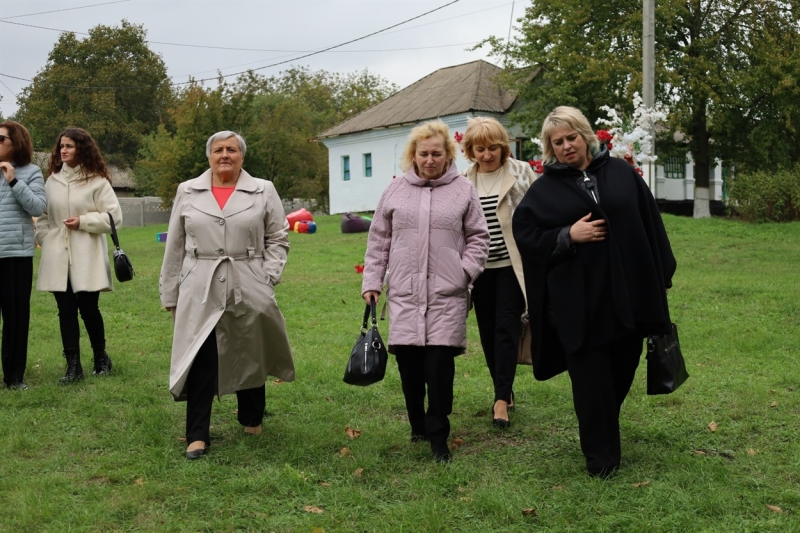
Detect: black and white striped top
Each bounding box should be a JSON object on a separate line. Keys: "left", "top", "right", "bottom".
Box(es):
{"left": 479, "top": 194, "right": 511, "bottom": 268}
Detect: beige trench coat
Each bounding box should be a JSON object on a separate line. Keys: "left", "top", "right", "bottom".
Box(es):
{"left": 159, "top": 169, "right": 294, "bottom": 400}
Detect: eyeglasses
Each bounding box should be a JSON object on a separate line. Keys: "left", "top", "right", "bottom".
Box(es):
{"left": 0, "top": 135, "right": 11, "bottom": 144}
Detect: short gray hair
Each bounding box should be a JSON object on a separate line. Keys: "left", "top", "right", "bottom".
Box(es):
{"left": 206, "top": 131, "right": 247, "bottom": 158}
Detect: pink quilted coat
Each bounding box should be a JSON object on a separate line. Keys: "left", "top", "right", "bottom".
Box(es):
{"left": 362, "top": 163, "right": 490, "bottom": 353}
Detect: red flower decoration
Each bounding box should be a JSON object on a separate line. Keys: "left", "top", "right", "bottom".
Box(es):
{"left": 354, "top": 265, "right": 364, "bottom": 274}
{"left": 635, "top": 167, "right": 644, "bottom": 177}
{"left": 596, "top": 129, "right": 613, "bottom": 143}
{"left": 454, "top": 131, "right": 463, "bottom": 144}
{"left": 528, "top": 159, "right": 543, "bottom": 174}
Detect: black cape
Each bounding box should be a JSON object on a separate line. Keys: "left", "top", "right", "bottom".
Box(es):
{"left": 512, "top": 148, "right": 676, "bottom": 380}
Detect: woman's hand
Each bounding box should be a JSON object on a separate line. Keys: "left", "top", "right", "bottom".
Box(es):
{"left": 363, "top": 291, "right": 380, "bottom": 305}
{"left": 0, "top": 162, "right": 14, "bottom": 182}
{"left": 63, "top": 217, "right": 80, "bottom": 230}
{"left": 569, "top": 212, "right": 607, "bottom": 244}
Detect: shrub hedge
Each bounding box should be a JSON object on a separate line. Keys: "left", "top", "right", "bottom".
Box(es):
{"left": 726, "top": 164, "right": 800, "bottom": 221}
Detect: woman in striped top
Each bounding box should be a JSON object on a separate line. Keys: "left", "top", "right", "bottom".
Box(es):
{"left": 462, "top": 117, "right": 538, "bottom": 429}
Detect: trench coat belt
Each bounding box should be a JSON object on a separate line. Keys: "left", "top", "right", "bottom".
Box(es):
{"left": 194, "top": 251, "right": 259, "bottom": 306}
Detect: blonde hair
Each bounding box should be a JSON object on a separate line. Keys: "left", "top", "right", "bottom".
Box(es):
{"left": 540, "top": 106, "right": 599, "bottom": 164}
{"left": 400, "top": 120, "right": 458, "bottom": 172}
{"left": 461, "top": 117, "right": 511, "bottom": 165}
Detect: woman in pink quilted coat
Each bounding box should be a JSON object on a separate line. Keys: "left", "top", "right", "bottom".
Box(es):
{"left": 362, "top": 120, "right": 489, "bottom": 462}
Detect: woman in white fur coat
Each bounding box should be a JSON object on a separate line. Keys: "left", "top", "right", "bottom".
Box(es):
{"left": 35, "top": 127, "right": 122, "bottom": 384}
{"left": 462, "top": 117, "right": 538, "bottom": 429}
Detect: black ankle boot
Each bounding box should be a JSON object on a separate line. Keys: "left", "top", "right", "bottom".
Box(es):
{"left": 92, "top": 349, "right": 113, "bottom": 376}
{"left": 59, "top": 349, "right": 84, "bottom": 384}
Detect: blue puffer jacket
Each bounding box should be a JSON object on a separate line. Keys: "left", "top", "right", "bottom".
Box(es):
{"left": 0, "top": 163, "right": 47, "bottom": 258}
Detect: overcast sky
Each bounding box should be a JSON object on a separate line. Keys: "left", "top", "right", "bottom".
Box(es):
{"left": 0, "top": 0, "right": 527, "bottom": 118}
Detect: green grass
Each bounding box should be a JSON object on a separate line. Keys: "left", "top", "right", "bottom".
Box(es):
{"left": 1, "top": 214, "right": 799, "bottom": 532}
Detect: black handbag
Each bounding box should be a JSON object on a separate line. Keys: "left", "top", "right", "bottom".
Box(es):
{"left": 108, "top": 213, "right": 134, "bottom": 282}
{"left": 646, "top": 323, "right": 688, "bottom": 395}
{"left": 343, "top": 301, "right": 388, "bottom": 386}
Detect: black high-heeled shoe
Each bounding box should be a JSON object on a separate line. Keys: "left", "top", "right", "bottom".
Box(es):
{"left": 492, "top": 402, "right": 510, "bottom": 430}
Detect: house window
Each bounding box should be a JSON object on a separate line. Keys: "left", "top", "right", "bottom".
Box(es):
{"left": 342, "top": 156, "right": 350, "bottom": 181}
{"left": 663, "top": 155, "right": 686, "bottom": 179}
{"left": 364, "top": 153, "right": 372, "bottom": 177}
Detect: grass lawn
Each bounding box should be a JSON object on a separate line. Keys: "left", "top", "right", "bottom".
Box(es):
{"left": 1, "top": 214, "right": 799, "bottom": 532}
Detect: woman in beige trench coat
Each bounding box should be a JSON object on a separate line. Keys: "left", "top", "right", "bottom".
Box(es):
{"left": 160, "top": 130, "right": 294, "bottom": 460}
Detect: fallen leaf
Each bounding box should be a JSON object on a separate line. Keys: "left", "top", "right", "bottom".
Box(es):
{"left": 312, "top": 528, "right": 326, "bottom": 533}
{"left": 345, "top": 426, "right": 362, "bottom": 439}
{"left": 770, "top": 389, "right": 776, "bottom": 393}
{"left": 708, "top": 421, "right": 718, "bottom": 432}
{"left": 177, "top": 437, "right": 186, "bottom": 442}
{"left": 521, "top": 508, "right": 537, "bottom": 517}
{"left": 747, "top": 448, "right": 757, "bottom": 456}
{"left": 632, "top": 481, "right": 650, "bottom": 488}
{"left": 692, "top": 450, "right": 706, "bottom": 455}
{"left": 552, "top": 485, "right": 565, "bottom": 490}
{"left": 273, "top": 379, "right": 283, "bottom": 384}
{"left": 304, "top": 506, "right": 324, "bottom": 514}
{"left": 353, "top": 468, "right": 364, "bottom": 477}
{"left": 325, "top": 397, "right": 334, "bottom": 403}
{"left": 451, "top": 438, "right": 463, "bottom": 450}
{"left": 766, "top": 505, "right": 782, "bottom": 513}
{"left": 770, "top": 401, "right": 778, "bottom": 408}
{"left": 318, "top": 482, "right": 331, "bottom": 487}
{"left": 138, "top": 351, "right": 144, "bottom": 356}
{"left": 457, "top": 486, "right": 465, "bottom": 493}
{"left": 134, "top": 478, "right": 144, "bottom": 486}
{"left": 463, "top": 373, "right": 469, "bottom": 378}
{"left": 339, "top": 447, "right": 350, "bottom": 457}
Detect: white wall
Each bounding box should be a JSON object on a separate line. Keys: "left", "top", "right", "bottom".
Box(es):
{"left": 320, "top": 112, "right": 517, "bottom": 214}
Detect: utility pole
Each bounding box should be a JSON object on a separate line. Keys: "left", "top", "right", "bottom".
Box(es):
{"left": 643, "top": 0, "right": 655, "bottom": 190}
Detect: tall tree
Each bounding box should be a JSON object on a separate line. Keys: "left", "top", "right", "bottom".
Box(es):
{"left": 487, "top": 0, "right": 800, "bottom": 215}
{"left": 16, "top": 20, "right": 172, "bottom": 166}
{"left": 136, "top": 67, "right": 396, "bottom": 207}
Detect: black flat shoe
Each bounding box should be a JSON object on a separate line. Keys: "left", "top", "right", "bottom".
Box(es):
{"left": 185, "top": 443, "right": 209, "bottom": 460}
{"left": 492, "top": 403, "right": 510, "bottom": 430}
{"left": 7, "top": 382, "right": 28, "bottom": 390}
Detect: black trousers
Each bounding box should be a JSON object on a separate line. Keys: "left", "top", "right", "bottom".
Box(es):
{"left": 471, "top": 265, "right": 526, "bottom": 403}
{"left": 394, "top": 345, "right": 458, "bottom": 446}
{"left": 0, "top": 257, "right": 33, "bottom": 385}
{"left": 52, "top": 280, "right": 105, "bottom": 353}
{"left": 565, "top": 334, "right": 643, "bottom": 473}
{"left": 185, "top": 329, "right": 266, "bottom": 445}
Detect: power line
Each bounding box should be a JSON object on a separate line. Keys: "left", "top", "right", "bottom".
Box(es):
{"left": 0, "top": 0, "right": 131, "bottom": 20}
{"left": 0, "top": 78, "right": 18, "bottom": 99}
{"left": 0, "top": 1, "right": 469, "bottom": 55}
{"left": 174, "top": 0, "right": 464, "bottom": 84}
{"left": 0, "top": 0, "right": 465, "bottom": 90}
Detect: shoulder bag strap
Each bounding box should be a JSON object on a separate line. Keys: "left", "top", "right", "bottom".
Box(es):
{"left": 107, "top": 213, "right": 121, "bottom": 251}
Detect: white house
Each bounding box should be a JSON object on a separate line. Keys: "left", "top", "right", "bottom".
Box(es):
{"left": 316, "top": 60, "right": 525, "bottom": 214}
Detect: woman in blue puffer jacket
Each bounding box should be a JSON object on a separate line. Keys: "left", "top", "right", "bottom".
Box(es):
{"left": 0, "top": 121, "right": 47, "bottom": 390}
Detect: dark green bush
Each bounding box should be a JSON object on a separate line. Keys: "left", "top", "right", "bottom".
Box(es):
{"left": 726, "top": 164, "right": 800, "bottom": 221}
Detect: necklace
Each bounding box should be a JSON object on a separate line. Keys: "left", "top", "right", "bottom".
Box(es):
{"left": 477, "top": 173, "right": 501, "bottom": 196}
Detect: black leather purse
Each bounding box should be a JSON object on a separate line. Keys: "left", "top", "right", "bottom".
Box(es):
{"left": 108, "top": 213, "right": 134, "bottom": 282}
{"left": 646, "top": 323, "right": 688, "bottom": 395}
{"left": 343, "top": 301, "right": 388, "bottom": 386}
